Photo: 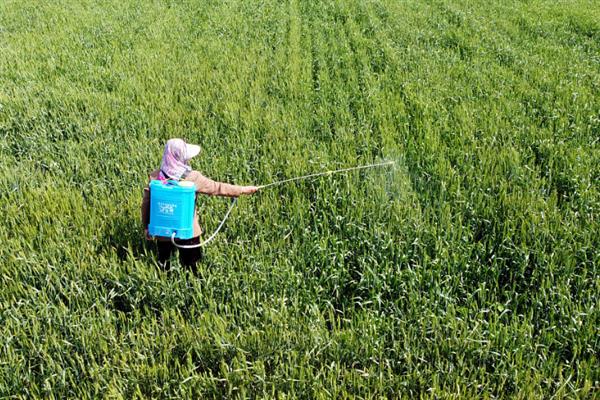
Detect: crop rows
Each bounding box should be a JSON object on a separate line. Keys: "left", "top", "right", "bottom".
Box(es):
{"left": 0, "top": 0, "right": 598, "bottom": 398}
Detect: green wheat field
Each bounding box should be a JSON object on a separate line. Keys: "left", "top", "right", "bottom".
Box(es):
{"left": 1, "top": 0, "right": 598, "bottom": 398}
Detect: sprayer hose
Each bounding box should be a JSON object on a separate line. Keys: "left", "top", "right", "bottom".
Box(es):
{"left": 171, "top": 197, "right": 237, "bottom": 249}
{"left": 257, "top": 160, "right": 395, "bottom": 190}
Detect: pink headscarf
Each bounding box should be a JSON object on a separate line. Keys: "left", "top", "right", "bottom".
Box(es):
{"left": 158, "top": 139, "right": 193, "bottom": 181}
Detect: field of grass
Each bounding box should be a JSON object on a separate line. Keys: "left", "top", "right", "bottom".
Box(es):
{"left": 1, "top": 0, "right": 599, "bottom": 398}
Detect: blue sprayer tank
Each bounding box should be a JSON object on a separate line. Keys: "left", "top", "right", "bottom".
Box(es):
{"left": 148, "top": 180, "right": 197, "bottom": 239}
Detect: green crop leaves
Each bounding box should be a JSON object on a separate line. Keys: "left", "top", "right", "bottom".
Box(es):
{"left": 0, "top": 0, "right": 598, "bottom": 398}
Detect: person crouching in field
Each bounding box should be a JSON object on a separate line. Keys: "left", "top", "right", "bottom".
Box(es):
{"left": 141, "top": 138, "right": 258, "bottom": 271}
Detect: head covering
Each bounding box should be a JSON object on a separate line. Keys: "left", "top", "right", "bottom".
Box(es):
{"left": 158, "top": 138, "right": 201, "bottom": 180}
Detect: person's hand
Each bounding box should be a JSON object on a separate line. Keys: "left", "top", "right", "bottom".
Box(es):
{"left": 241, "top": 186, "right": 259, "bottom": 195}
{"left": 144, "top": 228, "right": 153, "bottom": 241}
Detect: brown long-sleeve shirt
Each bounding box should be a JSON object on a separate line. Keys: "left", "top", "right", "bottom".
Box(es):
{"left": 141, "top": 169, "right": 244, "bottom": 240}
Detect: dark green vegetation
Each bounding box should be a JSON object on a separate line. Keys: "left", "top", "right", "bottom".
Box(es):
{"left": 1, "top": 0, "right": 598, "bottom": 398}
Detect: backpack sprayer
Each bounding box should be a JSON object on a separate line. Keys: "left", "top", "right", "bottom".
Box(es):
{"left": 148, "top": 160, "right": 395, "bottom": 249}
{"left": 148, "top": 180, "right": 197, "bottom": 239}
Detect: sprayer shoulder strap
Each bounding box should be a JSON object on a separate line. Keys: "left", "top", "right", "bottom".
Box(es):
{"left": 160, "top": 169, "right": 188, "bottom": 181}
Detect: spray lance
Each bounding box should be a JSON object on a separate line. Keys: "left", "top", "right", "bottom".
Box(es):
{"left": 149, "top": 160, "right": 395, "bottom": 249}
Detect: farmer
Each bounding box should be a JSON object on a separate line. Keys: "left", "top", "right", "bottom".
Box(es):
{"left": 141, "top": 138, "right": 258, "bottom": 271}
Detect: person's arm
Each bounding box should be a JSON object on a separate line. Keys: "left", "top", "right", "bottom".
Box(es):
{"left": 187, "top": 171, "right": 257, "bottom": 197}
{"left": 141, "top": 187, "right": 153, "bottom": 239}
{"left": 141, "top": 187, "right": 150, "bottom": 226}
